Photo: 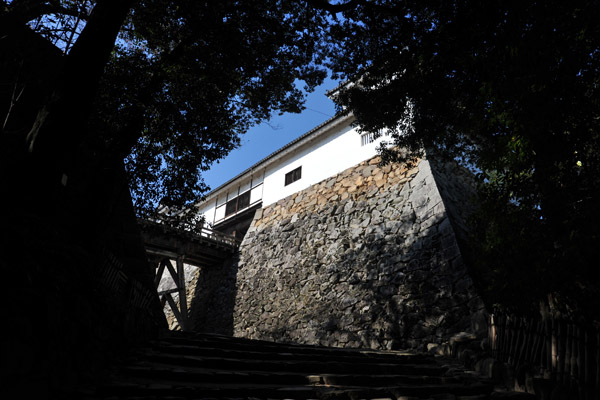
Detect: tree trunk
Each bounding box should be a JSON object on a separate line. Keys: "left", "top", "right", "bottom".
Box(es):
{"left": 23, "top": 0, "right": 134, "bottom": 216}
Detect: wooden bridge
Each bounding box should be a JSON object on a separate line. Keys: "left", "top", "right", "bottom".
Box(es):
{"left": 139, "top": 219, "right": 241, "bottom": 331}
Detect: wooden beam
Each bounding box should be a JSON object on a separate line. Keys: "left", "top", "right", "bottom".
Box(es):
{"left": 145, "top": 246, "right": 227, "bottom": 268}
{"left": 164, "top": 293, "right": 184, "bottom": 330}
{"left": 154, "top": 259, "right": 166, "bottom": 288}
{"left": 163, "top": 258, "right": 180, "bottom": 285}
{"left": 157, "top": 288, "right": 179, "bottom": 296}
{"left": 176, "top": 255, "right": 188, "bottom": 331}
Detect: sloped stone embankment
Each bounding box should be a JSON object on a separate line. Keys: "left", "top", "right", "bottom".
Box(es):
{"left": 233, "top": 155, "right": 485, "bottom": 350}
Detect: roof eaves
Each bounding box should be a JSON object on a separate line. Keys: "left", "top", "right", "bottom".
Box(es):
{"left": 198, "top": 112, "right": 351, "bottom": 204}
{"left": 325, "top": 79, "right": 350, "bottom": 97}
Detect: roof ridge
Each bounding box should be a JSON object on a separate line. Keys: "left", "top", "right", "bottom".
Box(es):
{"left": 199, "top": 112, "right": 351, "bottom": 201}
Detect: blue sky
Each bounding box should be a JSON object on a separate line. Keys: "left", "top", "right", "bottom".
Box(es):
{"left": 201, "top": 77, "right": 340, "bottom": 191}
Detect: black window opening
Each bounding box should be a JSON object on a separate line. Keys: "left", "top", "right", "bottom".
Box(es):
{"left": 238, "top": 190, "right": 250, "bottom": 210}
{"left": 285, "top": 166, "right": 302, "bottom": 186}
{"left": 224, "top": 190, "right": 252, "bottom": 217}
{"left": 225, "top": 198, "right": 237, "bottom": 217}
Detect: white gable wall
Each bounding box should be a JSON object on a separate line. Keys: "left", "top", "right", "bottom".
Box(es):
{"left": 198, "top": 172, "right": 264, "bottom": 227}
{"left": 196, "top": 116, "right": 389, "bottom": 226}
{"left": 261, "top": 122, "right": 382, "bottom": 207}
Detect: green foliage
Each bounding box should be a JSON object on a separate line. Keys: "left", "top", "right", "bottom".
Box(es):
{"left": 2, "top": 1, "right": 328, "bottom": 222}
{"left": 4, "top": 0, "right": 599, "bottom": 313}
{"left": 92, "top": 1, "right": 328, "bottom": 217}
{"left": 325, "top": 0, "right": 600, "bottom": 315}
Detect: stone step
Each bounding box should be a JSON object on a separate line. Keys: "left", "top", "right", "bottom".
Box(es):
{"left": 141, "top": 340, "right": 432, "bottom": 365}
{"left": 76, "top": 332, "right": 498, "bottom": 400}
{"left": 89, "top": 380, "right": 492, "bottom": 399}
{"left": 155, "top": 332, "right": 425, "bottom": 361}
{"left": 116, "top": 363, "right": 467, "bottom": 386}
{"left": 128, "top": 351, "right": 449, "bottom": 376}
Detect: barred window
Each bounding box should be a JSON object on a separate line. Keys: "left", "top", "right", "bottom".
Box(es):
{"left": 361, "top": 129, "right": 389, "bottom": 146}
{"left": 361, "top": 132, "right": 375, "bottom": 146}
{"left": 285, "top": 166, "right": 302, "bottom": 186}
{"left": 238, "top": 190, "right": 250, "bottom": 210}
{"left": 225, "top": 198, "right": 237, "bottom": 216}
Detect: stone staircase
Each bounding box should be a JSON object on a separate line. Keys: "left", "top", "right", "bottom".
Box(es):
{"left": 77, "top": 331, "right": 531, "bottom": 400}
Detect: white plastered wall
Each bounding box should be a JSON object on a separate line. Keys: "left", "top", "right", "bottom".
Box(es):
{"left": 260, "top": 121, "right": 385, "bottom": 207}
{"left": 196, "top": 117, "right": 389, "bottom": 225}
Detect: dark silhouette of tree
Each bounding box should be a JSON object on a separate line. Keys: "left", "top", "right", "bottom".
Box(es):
{"left": 1, "top": 0, "right": 328, "bottom": 227}
{"left": 4, "top": 0, "right": 599, "bottom": 317}
{"left": 323, "top": 0, "right": 600, "bottom": 316}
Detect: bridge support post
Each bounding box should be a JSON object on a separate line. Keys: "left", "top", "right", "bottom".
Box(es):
{"left": 176, "top": 255, "right": 189, "bottom": 331}
{"left": 140, "top": 219, "right": 240, "bottom": 332}
{"left": 154, "top": 257, "right": 190, "bottom": 331}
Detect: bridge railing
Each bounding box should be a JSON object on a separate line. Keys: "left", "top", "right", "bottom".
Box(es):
{"left": 139, "top": 218, "right": 241, "bottom": 331}
{"left": 196, "top": 225, "right": 242, "bottom": 247}
{"left": 138, "top": 218, "right": 241, "bottom": 249}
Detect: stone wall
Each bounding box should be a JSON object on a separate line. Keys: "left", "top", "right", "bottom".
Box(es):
{"left": 232, "top": 155, "right": 485, "bottom": 350}
{"left": 189, "top": 255, "right": 240, "bottom": 335}
{"left": 158, "top": 255, "right": 240, "bottom": 334}
{"left": 428, "top": 158, "right": 480, "bottom": 258}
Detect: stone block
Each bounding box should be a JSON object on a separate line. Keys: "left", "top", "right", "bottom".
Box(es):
{"left": 369, "top": 156, "right": 382, "bottom": 165}
{"left": 362, "top": 165, "right": 376, "bottom": 177}
{"left": 227, "top": 154, "right": 480, "bottom": 351}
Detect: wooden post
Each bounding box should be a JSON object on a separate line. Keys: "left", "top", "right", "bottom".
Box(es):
{"left": 552, "top": 318, "right": 558, "bottom": 373}
{"left": 490, "top": 314, "right": 497, "bottom": 358}
{"left": 525, "top": 317, "right": 535, "bottom": 369}
{"left": 517, "top": 317, "right": 527, "bottom": 370}
{"left": 501, "top": 314, "right": 507, "bottom": 362}
{"left": 514, "top": 317, "right": 523, "bottom": 367}
{"left": 595, "top": 331, "right": 600, "bottom": 395}
{"left": 573, "top": 325, "right": 580, "bottom": 392}
{"left": 502, "top": 315, "right": 509, "bottom": 362}
{"left": 514, "top": 317, "right": 520, "bottom": 365}
{"left": 563, "top": 324, "right": 573, "bottom": 384}
{"left": 557, "top": 319, "right": 564, "bottom": 384}
{"left": 531, "top": 318, "right": 542, "bottom": 367}
{"left": 546, "top": 319, "right": 553, "bottom": 378}
{"left": 508, "top": 315, "right": 513, "bottom": 363}
{"left": 540, "top": 319, "right": 546, "bottom": 373}
{"left": 507, "top": 315, "right": 513, "bottom": 364}
{"left": 584, "top": 329, "right": 590, "bottom": 392}
{"left": 515, "top": 317, "right": 521, "bottom": 368}
{"left": 577, "top": 326, "right": 585, "bottom": 400}
{"left": 176, "top": 255, "right": 188, "bottom": 331}
{"left": 496, "top": 314, "right": 502, "bottom": 361}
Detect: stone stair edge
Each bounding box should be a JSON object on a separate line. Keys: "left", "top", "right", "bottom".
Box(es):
{"left": 88, "top": 380, "right": 494, "bottom": 399}
{"left": 124, "top": 352, "right": 449, "bottom": 376}
{"left": 157, "top": 331, "right": 420, "bottom": 356}
{"left": 142, "top": 340, "right": 431, "bottom": 364}
{"left": 114, "top": 363, "right": 467, "bottom": 385}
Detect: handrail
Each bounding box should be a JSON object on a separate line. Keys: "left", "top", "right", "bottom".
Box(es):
{"left": 138, "top": 218, "right": 241, "bottom": 248}
{"left": 197, "top": 225, "right": 242, "bottom": 247}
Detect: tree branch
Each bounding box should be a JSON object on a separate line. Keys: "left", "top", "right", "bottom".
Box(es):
{"left": 0, "top": 0, "right": 88, "bottom": 38}
{"left": 304, "top": 0, "right": 364, "bottom": 14}
{"left": 26, "top": 0, "right": 134, "bottom": 158}
{"left": 302, "top": 0, "right": 399, "bottom": 16}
